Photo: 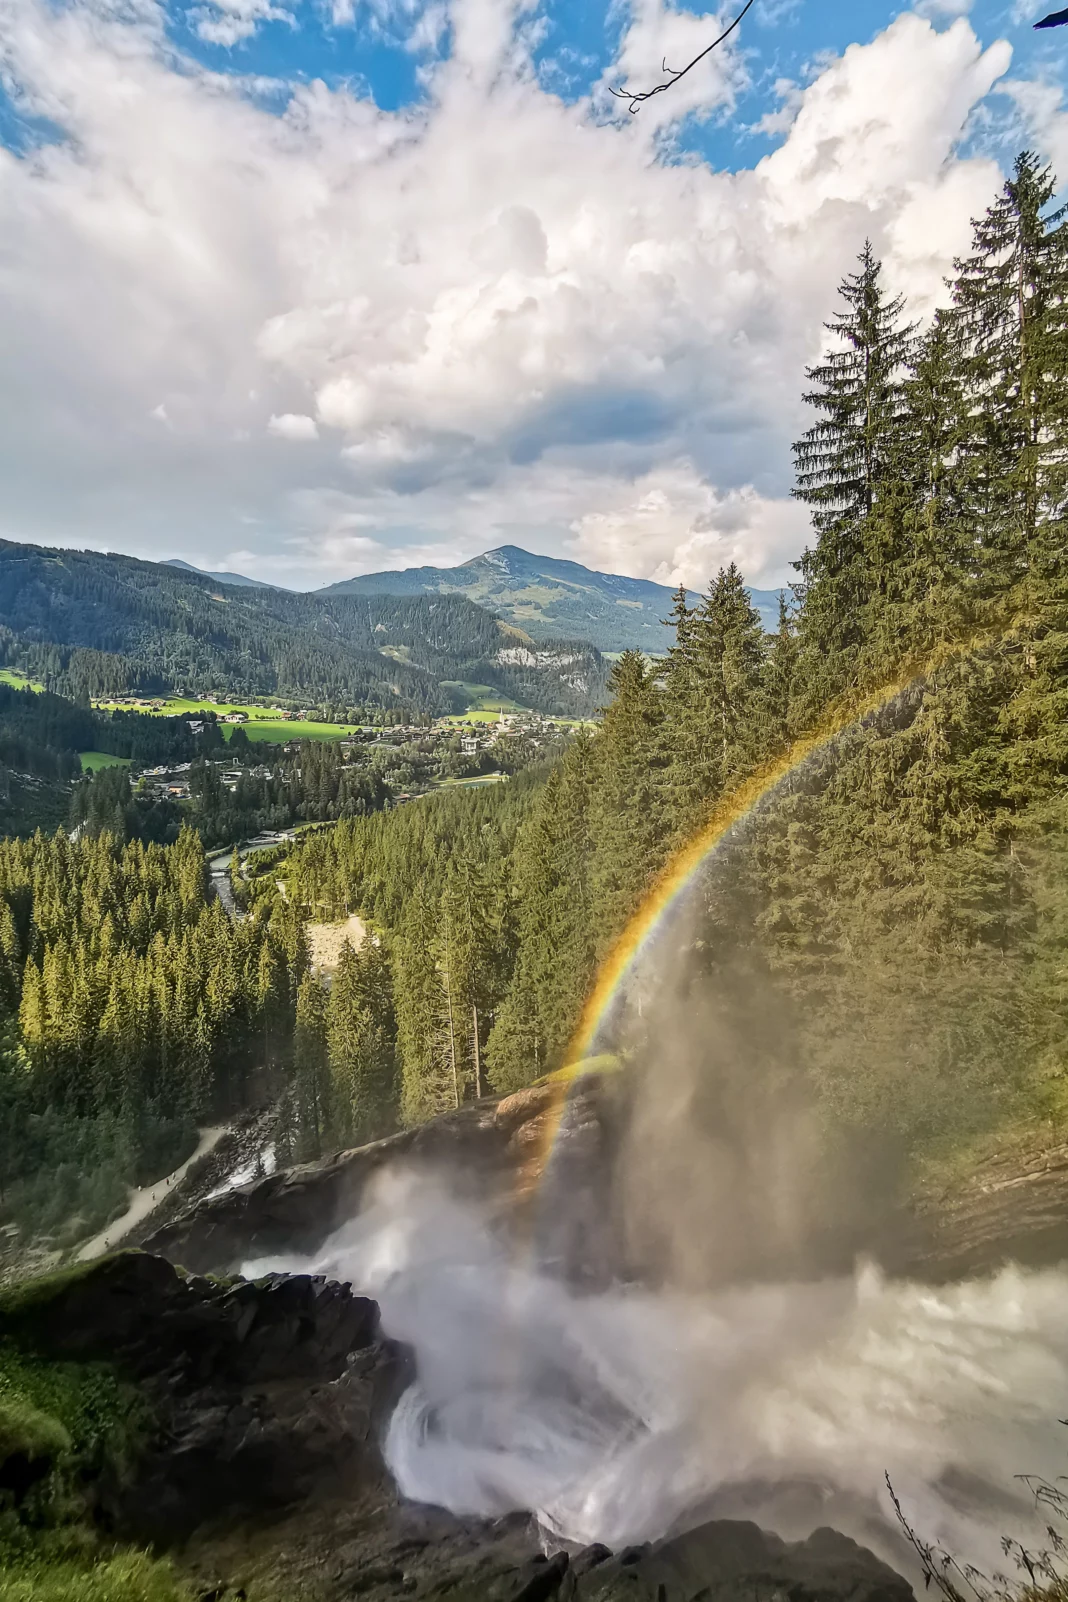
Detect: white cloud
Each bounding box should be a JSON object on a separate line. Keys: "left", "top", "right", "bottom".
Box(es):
{"left": 0, "top": 0, "right": 1037, "bottom": 594}
{"left": 268, "top": 411, "right": 320, "bottom": 440}
{"left": 1002, "top": 76, "right": 1068, "bottom": 178}
{"left": 191, "top": 0, "right": 295, "bottom": 45}
{"left": 913, "top": 0, "right": 972, "bottom": 19}
{"left": 568, "top": 465, "right": 810, "bottom": 592}
{"left": 750, "top": 77, "right": 804, "bottom": 138}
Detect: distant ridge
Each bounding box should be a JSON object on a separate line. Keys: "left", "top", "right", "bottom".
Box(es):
{"left": 164, "top": 558, "right": 278, "bottom": 590}
{"left": 320, "top": 544, "right": 782, "bottom": 652}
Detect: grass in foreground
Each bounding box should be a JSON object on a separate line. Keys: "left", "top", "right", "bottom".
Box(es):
{"left": 0, "top": 1265, "right": 198, "bottom": 1602}
{"left": 0, "top": 1536, "right": 196, "bottom": 1602}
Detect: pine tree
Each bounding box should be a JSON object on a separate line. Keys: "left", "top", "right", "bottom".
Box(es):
{"left": 486, "top": 736, "right": 597, "bottom": 1090}
{"left": 327, "top": 940, "right": 397, "bottom": 1145}
{"left": 690, "top": 565, "right": 768, "bottom": 782}
{"left": 951, "top": 151, "right": 1068, "bottom": 597}
{"left": 394, "top": 883, "right": 452, "bottom": 1124}
{"left": 758, "top": 591, "right": 800, "bottom": 751}
{"left": 292, "top": 970, "right": 328, "bottom": 1159}
{"left": 793, "top": 242, "right": 917, "bottom": 679}
{"left": 589, "top": 653, "right": 672, "bottom": 945}
{"left": 0, "top": 899, "right": 20, "bottom": 1013}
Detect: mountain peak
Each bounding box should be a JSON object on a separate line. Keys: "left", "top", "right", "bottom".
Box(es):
{"left": 318, "top": 546, "right": 781, "bottom": 651}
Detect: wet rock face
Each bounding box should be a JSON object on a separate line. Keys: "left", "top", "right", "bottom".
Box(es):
{"left": 141, "top": 1071, "right": 1068, "bottom": 1288}
{"left": 121, "top": 1335, "right": 403, "bottom": 1546}
{"left": 196, "top": 1503, "right": 915, "bottom": 1602}
{"left": 551, "top": 1522, "right": 914, "bottom": 1602}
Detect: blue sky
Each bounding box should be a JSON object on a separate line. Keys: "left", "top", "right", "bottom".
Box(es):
{"left": 167, "top": 0, "right": 1067, "bottom": 170}
{"left": 0, "top": 0, "right": 1066, "bottom": 589}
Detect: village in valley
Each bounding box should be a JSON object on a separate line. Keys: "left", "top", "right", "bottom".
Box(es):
{"left": 103, "top": 690, "right": 579, "bottom": 803}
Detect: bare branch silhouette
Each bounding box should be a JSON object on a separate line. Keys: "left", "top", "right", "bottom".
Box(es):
{"left": 609, "top": 0, "right": 757, "bottom": 115}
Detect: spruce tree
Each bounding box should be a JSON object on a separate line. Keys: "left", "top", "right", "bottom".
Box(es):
{"left": 486, "top": 735, "right": 597, "bottom": 1090}
{"left": 325, "top": 940, "right": 396, "bottom": 1146}
{"left": 690, "top": 565, "right": 768, "bottom": 781}
{"left": 758, "top": 591, "right": 800, "bottom": 751}
{"left": 951, "top": 151, "right": 1068, "bottom": 596}
{"left": 793, "top": 242, "right": 917, "bottom": 679}
{"left": 589, "top": 652, "right": 672, "bottom": 946}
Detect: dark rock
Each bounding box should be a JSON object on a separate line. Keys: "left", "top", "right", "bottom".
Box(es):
{"left": 5, "top": 1251, "right": 398, "bottom": 1546}
{"left": 513, "top": 1550, "right": 571, "bottom": 1600}
{"left": 10, "top": 1251, "right": 378, "bottom": 1388}
{"left": 564, "top": 1520, "right": 914, "bottom": 1602}
{"left": 573, "top": 1546, "right": 613, "bottom": 1575}
{"left": 118, "top": 1342, "right": 403, "bottom": 1545}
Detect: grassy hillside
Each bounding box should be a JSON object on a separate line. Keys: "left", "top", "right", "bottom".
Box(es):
{"left": 321, "top": 544, "right": 782, "bottom": 651}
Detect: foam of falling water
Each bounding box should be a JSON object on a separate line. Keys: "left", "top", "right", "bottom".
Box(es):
{"left": 247, "top": 1166, "right": 1068, "bottom": 1578}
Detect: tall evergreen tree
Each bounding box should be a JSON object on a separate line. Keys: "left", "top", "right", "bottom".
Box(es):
{"left": 589, "top": 653, "right": 672, "bottom": 945}
{"left": 292, "top": 970, "right": 328, "bottom": 1161}
{"left": 326, "top": 940, "right": 397, "bottom": 1146}
{"left": 793, "top": 242, "right": 917, "bottom": 680}
{"left": 951, "top": 151, "right": 1068, "bottom": 596}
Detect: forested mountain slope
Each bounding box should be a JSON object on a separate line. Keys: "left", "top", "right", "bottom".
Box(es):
{"left": 282, "top": 152, "right": 1068, "bottom": 1180}
{"left": 321, "top": 543, "right": 783, "bottom": 650}
{"left": 0, "top": 542, "right": 607, "bottom": 716}
{"left": 163, "top": 557, "right": 277, "bottom": 590}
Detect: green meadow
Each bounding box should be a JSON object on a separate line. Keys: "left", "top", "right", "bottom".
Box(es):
{"left": 439, "top": 682, "right": 526, "bottom": 724}
{"left": 89, "top": 696, "right": 359, "bottom": 742}
{"left": 230, "top": 719, "right": 359, "bottom": 743}
{"left": 0, "top": 668, "right": 45, "bottom": 692}
{"left": 79, "top": 752, "right": 132, "bottom": 772}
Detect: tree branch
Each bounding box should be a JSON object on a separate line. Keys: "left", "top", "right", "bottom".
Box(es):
{"left": 609, "top": 0, "right": 757, "bottom": 115}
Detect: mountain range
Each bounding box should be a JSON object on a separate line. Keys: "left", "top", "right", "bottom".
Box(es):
{"left": 0, "top": 541, "right": 607, "bottom": 718}
{"left": 166, "top": 547, "right": 783, "bottom": 652}
{"left": 319, "top": 545, "right": 783, "bottom": 651}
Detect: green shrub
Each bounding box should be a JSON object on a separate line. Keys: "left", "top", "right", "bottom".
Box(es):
{"left": 0, "top": 1338, "right": 137, "bottom": 1486}
{"left": 0, "top": 1396, "right": 70, "bottom": 1469}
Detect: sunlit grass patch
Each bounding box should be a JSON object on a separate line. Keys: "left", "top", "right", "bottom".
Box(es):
{"left": 78, "top": 753, "right": 131, "bottom": 772}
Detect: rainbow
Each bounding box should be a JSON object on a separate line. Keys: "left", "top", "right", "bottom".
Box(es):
{"left": 524, "top": 625, "right": 1017, "bottom": 1191}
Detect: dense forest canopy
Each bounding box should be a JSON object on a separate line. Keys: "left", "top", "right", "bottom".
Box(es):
{"left": 0, "top": 542, "right": 609, "bottom": 717}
